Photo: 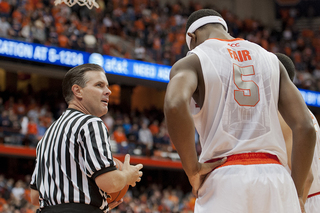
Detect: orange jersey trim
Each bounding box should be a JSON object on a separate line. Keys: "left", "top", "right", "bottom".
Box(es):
{"left": 308, "top": 191, "right": 320, "bottom": 199}
{"left": 207, "top": 38, "right": 244, "bottom": 42}
{"left": 205, "top": 152, "right": 281, "bottom": 170}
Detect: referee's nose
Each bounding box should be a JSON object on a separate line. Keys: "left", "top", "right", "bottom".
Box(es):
{"left": 105, "top": 86, "right": 112, "bottom": 96}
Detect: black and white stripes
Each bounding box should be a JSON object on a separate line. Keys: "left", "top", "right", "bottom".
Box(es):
{"left": 30, "top": 108, "right": 116, "bottom": 212}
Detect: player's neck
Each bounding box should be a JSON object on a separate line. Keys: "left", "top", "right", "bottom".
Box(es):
{"left": 208, "top": 29, "right": 234, "bottom": 41}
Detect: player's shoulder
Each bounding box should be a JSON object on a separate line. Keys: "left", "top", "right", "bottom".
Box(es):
{"left": 172, "top": 53, "right": 201, "bottom": 71}
{"left": 170, "top": 53, "right": 201, "bottom": 78}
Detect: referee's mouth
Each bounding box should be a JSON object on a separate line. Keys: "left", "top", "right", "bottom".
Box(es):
{"left": 101, "top": 99, "right": 109, "bottom": 104}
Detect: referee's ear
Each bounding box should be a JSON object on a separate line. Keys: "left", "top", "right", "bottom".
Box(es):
{"left": 72, "top": 84, "right": 83, "bottom": 99}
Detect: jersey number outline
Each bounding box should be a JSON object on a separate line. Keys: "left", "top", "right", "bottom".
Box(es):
{"left": 233, "top": 64, "right": 260, "bottom": 107}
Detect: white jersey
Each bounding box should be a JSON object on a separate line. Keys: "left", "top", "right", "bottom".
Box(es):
{"left": 189, "top": 38, "right": 287, "bottom": 165}
{"left": 308, "top": 110, "right": 320, "bottom": 196}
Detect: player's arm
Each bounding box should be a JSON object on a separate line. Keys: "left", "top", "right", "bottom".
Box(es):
{"left": 278, "top": 112, "right": 293, "bottom": 169}
{"left": 279, "top": 112, "right": 314, "bottom": 203}
{"left": 303, "top": 169, "right": 314, "bottom": 203}
{"left": 278, "top": 61, "right": 316, "bottom": 201}
{"left": 164, "top": 54, "right": 200, "bottom": 178}
{"left": 164, "top": 54, "right": 226, "bottom": 196}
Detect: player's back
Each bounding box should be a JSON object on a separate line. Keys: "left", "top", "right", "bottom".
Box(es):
{"left": 189, "top": 38, "right": 287, "bottom": 164}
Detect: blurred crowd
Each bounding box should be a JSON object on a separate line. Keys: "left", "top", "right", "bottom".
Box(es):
{"left": 0, "top": 94, "right": 201, "bottom": 159}
{"left": 110, "top": 184, "right": 195, "bottom": 213}
{"left": 0, "top": 174, "right": 196, "bottom": 213}
{"left": 1, "top": 0, "right": 320, "bottom": 212}
{"left": 0, "top": 174, "right": 38, "bottom": 213}
{"left": 0, "top": 0, "right": 320, "bottom": 90}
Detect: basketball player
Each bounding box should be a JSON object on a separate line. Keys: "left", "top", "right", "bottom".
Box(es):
{"left": 276, "top": 53, "right": 320, "bottom": 213}
{"left": 164, "top": 9, "right": 316, "bottom": 213}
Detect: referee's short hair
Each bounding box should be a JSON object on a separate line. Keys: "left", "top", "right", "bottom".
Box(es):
{"left": 62, "top": 63, "right": 105, "bottom": 104}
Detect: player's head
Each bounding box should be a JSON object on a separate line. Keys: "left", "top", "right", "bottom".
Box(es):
{"left": 275, "top": 53, "right": 296, "bottom": 81}
{"left": 62, "top": 63, "right": 106, "bottom": 104}
{"left": 186, "top": 9, "right": 228, "bottom": 50}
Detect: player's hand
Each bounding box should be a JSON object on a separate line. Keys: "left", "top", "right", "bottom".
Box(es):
{"left": 109, "top": 198, "right": 123, "bottom": 210}
{"left": 122, "top": 154, "right": 143, "bottom": 187}
{"left": 188, "top": 157, "right": 227, "bottom": 198}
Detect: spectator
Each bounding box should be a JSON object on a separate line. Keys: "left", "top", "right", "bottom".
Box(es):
{"left": 27, "top": 103, "right": 39, "bottom": 125}
{"left": 26, "top": 117, "right": 38, "bottom": 147}
{"left": 32, "top": 19, "right": 46, "bottom": 44}
{"left": 37, "top": 111, "right": 53, "bottom": 139}
{"left": 13, "top": 99, "right": 26, "bottom": 120}
{"left": 0, "top": 0, "right": 11, "bottom": 17}
{"left": 112, "top": 126, "right": 128, "bottom": 154}
{"left": 134, "top": 41, "right": 146, "bottom": 61}
{"left": 138, "top": 122, "right": 153, "bottom": 157}
{"left": 20, "top": 115, "right": 29, "bottom": 141}
{"left": 127, "top": 123, "right": 140, "bottom": 155}
{"left": 102, "top": 113, "right": 115, "bottom": 132}
{"left": 0, "top": 17, "right": 11, "bottom": 37}
{"left": 11, "top": 180, "right": 25, "bottom": 201}
{"left": 0, "top": 111, "right": 12, "bottom": 128}
{"left": 149, "top": 120, "right": 159, "bottom": 137}
{"left": 122, "top": 116, "right": 132, "bottom": 135}
{"left": 10, "top": 18, "right": 22, "bottom": 38}
{"left": 83, "top": 29, "right": 97, "bottom": 52}
{"left": 21, "top": 22, "right": 32, "bottom": 42}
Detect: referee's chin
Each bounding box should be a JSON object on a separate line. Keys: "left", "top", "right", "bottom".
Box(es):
{"left": 98, "top": 108, "right": 109, "bottom": 118}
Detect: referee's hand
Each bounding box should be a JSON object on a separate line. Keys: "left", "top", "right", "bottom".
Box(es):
{"left": 122, "top": 154, "right": 143, "bottom": 187}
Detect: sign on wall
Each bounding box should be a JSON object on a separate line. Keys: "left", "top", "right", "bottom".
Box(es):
{"left": 0, "top": 38, "right": 171, "bottom": 83}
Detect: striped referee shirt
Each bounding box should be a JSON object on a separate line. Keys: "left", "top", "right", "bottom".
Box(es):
{"left": 30, "top": 108, "right": 116, "bottom": 212}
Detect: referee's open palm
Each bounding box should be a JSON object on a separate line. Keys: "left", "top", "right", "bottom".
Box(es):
{"left": 122, "top": 154, "right": 143, "bottom": 187}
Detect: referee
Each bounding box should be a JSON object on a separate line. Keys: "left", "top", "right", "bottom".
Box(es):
{"left": 29, "top": 64, "right": 143, "bottom": 213}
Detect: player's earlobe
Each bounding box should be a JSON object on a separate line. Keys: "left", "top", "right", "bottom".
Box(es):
{"left": 187, "top": 32, "right": 196, "bottom": 49}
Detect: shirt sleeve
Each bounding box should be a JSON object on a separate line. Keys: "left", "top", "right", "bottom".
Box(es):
{"left": 80, "top": 119, "right": 116, "bottom": 179}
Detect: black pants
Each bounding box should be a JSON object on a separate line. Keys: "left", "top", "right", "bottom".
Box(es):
{"left": 39, "top": 203, "right": 104, "bottom": 213}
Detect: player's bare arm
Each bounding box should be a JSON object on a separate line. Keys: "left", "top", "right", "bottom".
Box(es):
{"left": 164, "top": 54, "right": 226, "bottom": 197}
{"left": 278, "top": 61, "right": 316, "bottom": 203}
{"left": 279, "top": 112, "right": 314, "bottom": 203}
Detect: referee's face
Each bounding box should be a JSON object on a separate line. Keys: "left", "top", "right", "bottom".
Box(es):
{"left": 81, "top": 70, "right": 111, "bottom": 117}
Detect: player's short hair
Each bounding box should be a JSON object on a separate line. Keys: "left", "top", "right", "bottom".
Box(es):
{"left": 62, "top": 63, "right": 105, "bottom": 104}
{"left": 186, "top": 9, "right": 224, "bottom": 33}
{"left": 275, "top": 53, "right": 296, "bottom": 81}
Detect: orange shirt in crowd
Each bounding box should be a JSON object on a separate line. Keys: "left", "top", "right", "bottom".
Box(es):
{"left": 0, "top": 1, "right": 10, "bottom": 14}
{"left": 0, "top": 197, "right": 7, "bottom": 212}
{"left": 134, "top": 19, "right": 145, "bottom": 31}
{"left": 12, "top": 10, "right": 22, "bottom": 22}
{"left": 149, "top": 124, "right": 159, "bottom": 136}
{"left": 58, "top": 34, "right": 69, "bottom": 48}
{"left": 27, "top": 122, "right": 38, "bottom": 135}
{"left": 113, "top": 129, "right": 127, "bottom": 143}
{"left": 24, "top": 188, "right": 31, "bottom": 202}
